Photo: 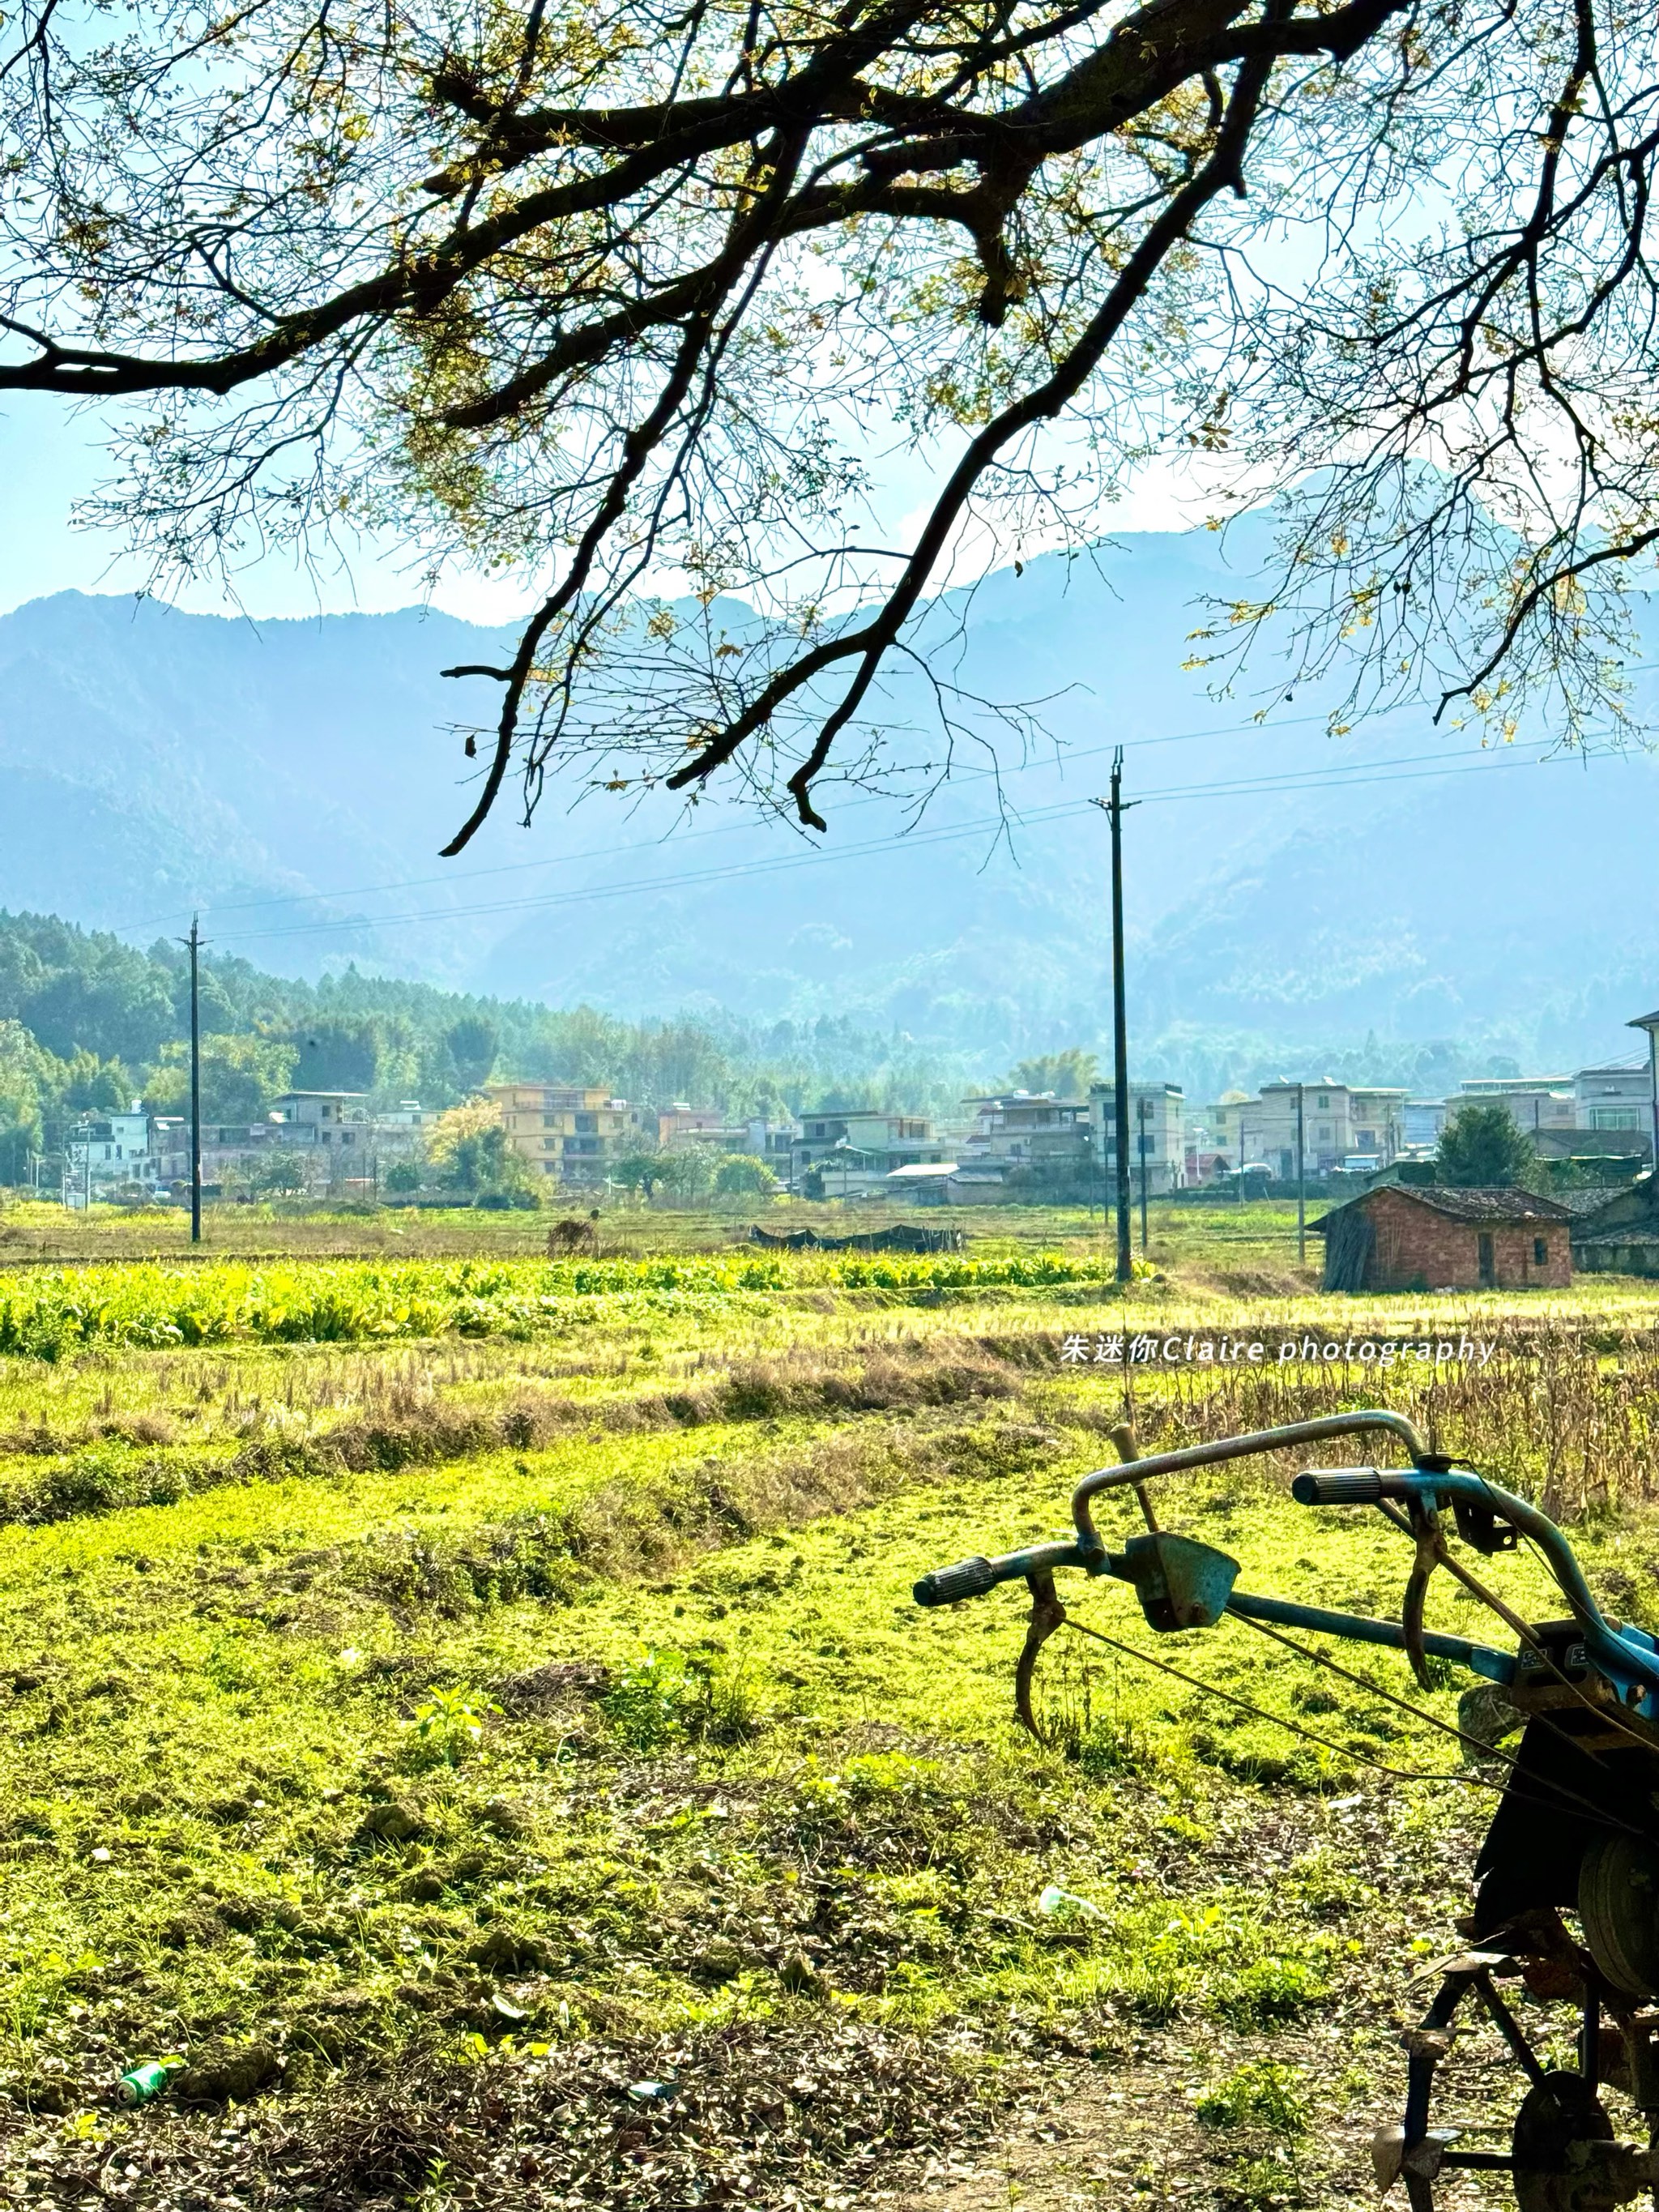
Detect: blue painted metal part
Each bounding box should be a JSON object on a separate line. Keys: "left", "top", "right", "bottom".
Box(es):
{"left": 1120, "top": 1531, "right": 1241, "bottom": 1631}
{"left": 914, "top": 1409, "right": 1642, "bottom": 1715}
{"left": 1291, "top": 1465, "right": 1659, "bottom": 1714}
{"left": 1223, "top": 1590, "right": 1516, "bottom": 1685}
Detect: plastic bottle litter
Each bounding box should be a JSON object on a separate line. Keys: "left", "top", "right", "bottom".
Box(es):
{"left": 114, "top": 2062, "right": 173, "bottom": 2108}
{"left": 1037, "top": 1884, "right": 1104, "bottom": 1923}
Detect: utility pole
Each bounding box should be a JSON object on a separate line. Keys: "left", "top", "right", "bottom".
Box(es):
{"left": 183, "top": 917, "right": 203, "bottom": 1245}
{"left": 1137, "top": 1096, "right": 1150, "bottom": 1253}
{"left": 1093, "top": 757, "right": 1137, "bottom": 1285}
{"left": 1295, "top": 1080, "right": 1307, "bottom": 1267}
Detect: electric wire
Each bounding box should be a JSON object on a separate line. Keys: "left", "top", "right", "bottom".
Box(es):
{"left": 203, "top": 736, "right": 1592, "bottom": 948}
{"left": 1226, "top": 1608, "right": 1649, "bottom": 1840}
{"left": 107, "top": 651, "right": 1659, "bottom": 941}
{"left": 1061, "top": 1613, "right": 1650, "bottom": 1836}
{"left": 1058, "top": 1613, "right": 1508, "bottom": 1790}
{"left": 106, "top": 697, "right": 1431, "bottom": 936}
{"left": 1227, "top": 1607, "right": 1526, "bottom": 1770}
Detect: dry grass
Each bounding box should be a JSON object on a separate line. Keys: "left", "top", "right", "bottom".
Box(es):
{"left": 1113, "top": 1317, "right": 1659, "bottom": 1518}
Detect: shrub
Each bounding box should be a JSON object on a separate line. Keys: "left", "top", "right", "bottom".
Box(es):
{"left": 599, "top": 1650, "right": 692, "bottom": 1750}
{"left": 713, "top": 1154, "right": 778, "bottom": 1198}
{"left": 1197, "top": 2064, "right": 1309, "bottom": 2135}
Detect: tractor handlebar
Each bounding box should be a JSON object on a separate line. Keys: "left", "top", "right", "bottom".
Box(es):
{"left": 1290, "top": 1469, "right": 1387, "bottom": 1505}
{"left": 913, "top": 1555, "right": 1000, "bottom": 1607}
{"left": 913, "top": 1537, "right": 1098, "bottom": 1608}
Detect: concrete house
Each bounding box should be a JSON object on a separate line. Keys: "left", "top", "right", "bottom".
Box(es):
{"left": 1315, "top": 1184, "right": 1573, "bottom": 1292}
{"left": 1089, "top": 1082, "right": 1184, "bottom": 1193}
{"left": 790, "top": 1110, "right": 945, "bottom": 1193}
{"left": 63, "top": 1109, "right": 156, "bottom": 1204}
{"left": 1452, "top": 1078, "right": 1576, "bottom": 1137}
{"left": 1239, "top": 1081, "right": 1406, "bottom": 1177}
{"left": 487, "top": 1083, "right": 640, "bottom": 1185}
{"left": 963, "top": 1092, "right": 1092, "bottom": 1175}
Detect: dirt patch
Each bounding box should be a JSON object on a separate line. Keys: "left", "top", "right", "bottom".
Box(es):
{"left": 7, "top": 2018, "right": 1010, "bottom": 2210}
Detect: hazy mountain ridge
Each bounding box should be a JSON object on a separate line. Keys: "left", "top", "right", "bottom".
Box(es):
{"left": 0, "top": 530, "right": 1653, "bottom": 1094}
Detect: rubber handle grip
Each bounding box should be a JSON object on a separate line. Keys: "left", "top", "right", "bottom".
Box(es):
{"left": 914, "top": 1555, "right": 1000, "bottom": 1607}
{"left": 1292, "top": 1470, "right": 1384, "bottom": 1505}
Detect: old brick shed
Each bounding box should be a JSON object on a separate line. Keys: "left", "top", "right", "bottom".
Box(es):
{"left": 1316, "top": 1185, "right": 1574, "bottom": 1292}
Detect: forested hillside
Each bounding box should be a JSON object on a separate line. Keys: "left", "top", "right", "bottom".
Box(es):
{"left": 0, "top": 911, "right": 978, "bottom": 1173}
{"left": 3, "top": 531, "right": 1657, "bottom": 1091}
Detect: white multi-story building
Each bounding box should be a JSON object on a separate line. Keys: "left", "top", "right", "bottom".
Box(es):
{"left": 63, "top": 1109, "right": 156, "bottom": 1206}
{"left": 1088, "top": 1082, "right": 1185, "bottom": 1194}
{"left": 1573, "top": 1061, "right": 1652, "bottom": 1137}
{"left": 1452, "top": 1077, "right": 1576, "bottom": 1138}
{"left": 1239, "top": 1082, "right": 1406, "bottom": 1178}
{"left": 790, "top": 1109, "right": 946, "bottom": 1194}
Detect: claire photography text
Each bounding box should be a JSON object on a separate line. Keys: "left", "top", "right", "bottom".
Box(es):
{"left": 1060, "top": 1333, "right": 1498, "bottom": 1369}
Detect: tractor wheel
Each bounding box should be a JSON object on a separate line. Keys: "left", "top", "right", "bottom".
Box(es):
{"left": 1511, "top": 2073, "right": 1618, "bottom": 2212}
{"left": 1579, "top": 1834, "right": 1659, "bottom": 1999}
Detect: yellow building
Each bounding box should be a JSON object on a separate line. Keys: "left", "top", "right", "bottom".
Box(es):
{"left": 486, "top": 1083, "right": 639, "bottom": 1186}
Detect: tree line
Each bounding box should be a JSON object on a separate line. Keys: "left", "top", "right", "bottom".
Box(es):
{"left": 0, "top": 910, "right": 979, "bottom": 1179}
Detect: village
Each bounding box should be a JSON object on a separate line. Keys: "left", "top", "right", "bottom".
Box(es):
{"left": 51, "top": 999, "right": 1659, "bottom": 1295}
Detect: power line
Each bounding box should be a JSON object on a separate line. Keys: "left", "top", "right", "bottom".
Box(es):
{"left": 105, "top": 700, "right": 1386, "bottom": 937}
{"left": 209, "top": 731, "right": 1585, "bottom": 948}
{"left": 118, "top": 647, "right": 1659, "bottom": 938}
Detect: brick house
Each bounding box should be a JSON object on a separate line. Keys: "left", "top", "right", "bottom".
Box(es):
{"left": 1314, "top": 1184, "right": 1574, "bottom": 1292}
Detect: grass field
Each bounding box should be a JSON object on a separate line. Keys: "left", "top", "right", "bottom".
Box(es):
{"left": 0, "top": 1212, "right": 1652, "bottom": 2209}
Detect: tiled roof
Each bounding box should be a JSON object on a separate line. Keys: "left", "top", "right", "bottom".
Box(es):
{"left": 1574, "top": 1223, "right": 1659, "bottom": 1248}
{"left": 1551, "top": 1187, "right": 1642, "bottom": 1218}
{"left": 1314, "top": 1185, "right": 1572, "bottom": 1230}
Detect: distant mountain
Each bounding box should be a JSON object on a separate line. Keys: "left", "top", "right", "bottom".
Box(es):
{"left": 0, "top": 527, "right": 1654, "bottom": 1093}
{"left": 0, "top": 591, "right": 518, "bottom": 982}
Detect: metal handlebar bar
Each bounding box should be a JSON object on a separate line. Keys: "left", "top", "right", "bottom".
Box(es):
{"left": 915, "top": 1414, "right": 1659, "bottom": 1702}
{"left": 1068, "top": 1411, "right": 1430, "bottom": 1555}
{"left": 918, "top": 1418, "right": 1432, "bottom": 1611}
{"left": 1291, "top": 1463, "right": 1659, "bottom": 1697}
{"left": 914, "top": 1538, "right": 1093, "bottom": 1608}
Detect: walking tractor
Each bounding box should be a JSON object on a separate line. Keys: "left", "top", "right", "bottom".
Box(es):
{"left": 914, "top": 1411, "right": 1659, "bottom": 2211}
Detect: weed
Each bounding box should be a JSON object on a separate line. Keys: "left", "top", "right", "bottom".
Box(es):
{"left": 1197, "top": 2062, "right": 1310, "bottom": 2135}
{"left": 1213, "top": 1954, "right": 1333, "bottom": 2026}
{"left": 599, "top": 1650, "right": 693, "bottom": 1749}
{"left": 1222, "top": 2150, "right": 1307, "bottom": 2209}
{"left": 403, "top": 1687, "right": 502, "bottom": 1768}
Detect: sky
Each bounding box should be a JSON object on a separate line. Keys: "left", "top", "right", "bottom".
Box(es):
{"left": 0, "top": 391, "right": 1219, "bottom": 626}
{"left": 0, "top": 395, "right": 536, "bottom": 624}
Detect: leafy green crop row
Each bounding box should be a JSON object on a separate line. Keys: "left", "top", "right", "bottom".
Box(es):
{"left": 0, "top": 1251, "right": 1111, "bottom": 1358}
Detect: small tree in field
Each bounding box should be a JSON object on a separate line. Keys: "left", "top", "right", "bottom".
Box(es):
{"left": 714, "top": 1154, "right": 779, "bottom": 1198}
{"left": 655, "top": 1149, "right": 717, "bottom": 1205}
{"left": 1436, "top": 1106, "right": 1536, "bottom": 1188}
{"left": 611, "top": 1151, "right": 667, "bottom": 1201}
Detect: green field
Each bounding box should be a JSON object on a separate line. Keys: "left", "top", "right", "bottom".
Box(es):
{"left": 0, "top": 1218, "right": 1652, "bottom": 2207}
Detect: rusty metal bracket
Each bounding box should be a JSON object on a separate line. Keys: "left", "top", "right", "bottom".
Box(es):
{"left": 1015, "top": 1569, "right": 1068, "bottom": 1740}
{"left": 1402, "top": 1500, "right": 1448, "bottom": 1693}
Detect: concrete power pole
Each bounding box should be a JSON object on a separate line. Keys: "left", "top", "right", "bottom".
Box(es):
{"left": 1093, "top": 758, "right": 1137, "bottom": 1286}
{"left": 182, "top": 917, "right": 203, "bottom": 1245}
{"left": 1295, "top": 1080, "right": 1307, "bottom": 1266}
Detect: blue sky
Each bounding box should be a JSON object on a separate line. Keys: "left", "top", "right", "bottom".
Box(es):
{"left": 0, "top": 396, "right": 542, "bottom": 624}
{"left": 0, "top": 392, "right": 1215, "bottom": 626}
